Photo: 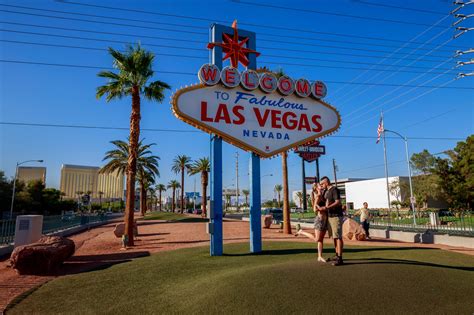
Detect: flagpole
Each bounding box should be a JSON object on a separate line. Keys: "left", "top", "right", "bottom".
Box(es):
{"left": 381, "top": 111, "right": 392, "bottom": 226}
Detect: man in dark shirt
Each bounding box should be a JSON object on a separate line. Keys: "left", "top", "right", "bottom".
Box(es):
{"left": 319, "top": 176, "right": 344, "bottom": 266}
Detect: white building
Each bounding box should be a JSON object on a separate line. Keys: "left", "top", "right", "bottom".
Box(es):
{"left": 345, "top": 176, "right": 409, "bottom": 210}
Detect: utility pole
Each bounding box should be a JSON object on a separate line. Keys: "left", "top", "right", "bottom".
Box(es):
{"left": 332, "top": 158, "right": 338, "bottom": 186}
{"left": 316, "top": 158, "right": 320, "bottom": 182}
{"left": 235, "top": 151, "right": 239, "bottom": 212}
{"left": 301, "top": 157, "right": 307, "bottom": 210}
{"left": 193, "top": 177, "right": 196, "bottom": 213}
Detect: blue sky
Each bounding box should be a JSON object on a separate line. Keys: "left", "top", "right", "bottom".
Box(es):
{"left": 1, "top": 0, "right": 473, "bottom": 201}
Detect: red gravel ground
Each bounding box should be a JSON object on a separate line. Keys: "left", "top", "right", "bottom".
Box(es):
{"left": 1, "top": 215, "right": 472, "bottom": 312}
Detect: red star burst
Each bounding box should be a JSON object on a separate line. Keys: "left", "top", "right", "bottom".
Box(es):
{"left": 207, "top": 20, "right": 261, "bottom": 68}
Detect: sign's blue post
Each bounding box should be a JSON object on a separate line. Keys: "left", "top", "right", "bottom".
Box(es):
{"left": 209, "top": 24, "right": 223, "bottom": 256}
{"left": 210, "top": 134, "right": 223, "bottom": 256}
{"left": 208, "top": 23, "right": 260, "bottom": 256}
{"left": 249, "top": 153, "right": 262, "bottom": 252}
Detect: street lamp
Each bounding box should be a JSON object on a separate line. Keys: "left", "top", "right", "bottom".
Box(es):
{"left": 383, "top": 130, "right": 416, "bottom": 226}
{"left": 10, "top": 159, "right": 44, "bottom": 219}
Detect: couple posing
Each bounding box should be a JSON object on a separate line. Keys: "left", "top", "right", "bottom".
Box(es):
{"left": 295, "top": 176, "right": 344, "bottom": 266}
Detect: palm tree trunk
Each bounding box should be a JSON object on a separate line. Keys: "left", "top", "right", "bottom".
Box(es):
{"left": 140, "top": 182, "right": 146, "bottom": 216}
{"left": 124, "top": 85, "right": 141, "bottom": 246}
{"left": 201, "top": 171, "right": 207, "bottom": 217}
{"left": 180, "top": 167, "right": 185, "bottom": 214}
{"left": 172, "top": 188, "right": 176, "bottom": 212}
{"left": 159, "top": 190, "right": 162, "bottom": 212}
{"left": 282, "top": 151, "right": 291, "bottom": 234}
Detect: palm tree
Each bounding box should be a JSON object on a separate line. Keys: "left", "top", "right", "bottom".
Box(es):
{"left": 155, "top": 184, "right": 166, "bottom": 212}
{"left": 242, "top": 189, "right": 250, "bottom": 207}
{"left": 100, "top": 138, "right": 160, "bottom": 236}
{"left": 137, "top": 168, "right": 157, "bottom": 216}
{"left": 171, "top": 155, "right": 192, "bottom": 214}
{"left": 282, "top": 151, "right": 291, "bottom": 234}
{"left": 98, "top": 191, "right": 104, "bottom": 207}
{"left": 167, "top": 180, "right": 181, "bottom": 213}
{"left": 189, "top": 158, "right": 210, "bottom": 217}
{"left": 260, "top": 67, "right": 292, "bottom": 234}
{"left": 147, "top": 186, "right": 156, "bottom": 212}
{"left": 296, "top": 191, "right": 304, "bottom": 208}
{"left": 274, "top": 184, "right": 282, "bottom": 207}
{"left": 96, "top": 44, "right": 170, "bottom": 246}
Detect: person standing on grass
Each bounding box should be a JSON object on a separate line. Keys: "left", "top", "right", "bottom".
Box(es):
{"left": 355, "top": 202, "right": 371, "bottom": 239}
{"left": 319, "top": 176, "right": 344, "bottom": 266}
{"left": 295, "top": 181, "right": 328, "bottom": 262}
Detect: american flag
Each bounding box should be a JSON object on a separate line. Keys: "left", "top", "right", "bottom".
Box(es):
{"left": 376, "top": 115, "right": 384, "bottom": 144}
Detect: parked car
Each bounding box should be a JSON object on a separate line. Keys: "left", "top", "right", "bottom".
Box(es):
{"left": 193, "top": 209, "right": 202, "bottom": 215}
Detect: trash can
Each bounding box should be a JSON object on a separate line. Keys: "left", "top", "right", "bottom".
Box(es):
{"left": 14, "top": 215, "right": 43, "bottom": 248}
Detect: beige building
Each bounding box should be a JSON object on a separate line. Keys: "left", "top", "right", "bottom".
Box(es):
{"left": 17, "top": 166, "right": 46, "bottom": 184}
{"left": 60, "top": 164, "right": 124, "bottom": 200}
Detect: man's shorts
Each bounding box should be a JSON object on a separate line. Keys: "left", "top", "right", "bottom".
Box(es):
{"left": 328, "top": 216, "right": 343, "bottom": 239}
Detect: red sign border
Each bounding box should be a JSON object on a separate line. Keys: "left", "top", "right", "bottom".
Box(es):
{"left": 171, "top": 83, "right": 341, "bottom": 159}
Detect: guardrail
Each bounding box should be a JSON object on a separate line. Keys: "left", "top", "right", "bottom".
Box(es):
{"left": 0, "top": 219, "right": 16, "bottom": 247}
{"left": 351, "top": 210, "right": 474, "bottom": 237}
{"left": 0, "top": 213, "right": 117, "bottom": 247}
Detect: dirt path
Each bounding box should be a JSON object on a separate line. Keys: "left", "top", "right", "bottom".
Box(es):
{"left": 1, "top": 216, "right": 472, "bottom": 313}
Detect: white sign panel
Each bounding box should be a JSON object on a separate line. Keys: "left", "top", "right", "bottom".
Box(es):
{"left": 171, "top": 84, "right": 341, "bottom": 158}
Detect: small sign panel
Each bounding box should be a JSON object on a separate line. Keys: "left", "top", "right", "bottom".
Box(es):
{"left": 19, "top": 220, "right": 30, "bottom": 231}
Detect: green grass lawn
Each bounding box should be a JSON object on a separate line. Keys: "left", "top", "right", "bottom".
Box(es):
{"left": 8, "top": 242, "right": 474, "bottom": 314}
{"left": 141, "top": 211, "right": 207, "bottom": 222}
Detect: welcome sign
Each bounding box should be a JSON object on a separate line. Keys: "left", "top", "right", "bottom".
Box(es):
{"left": 172, "top": 74, "right": 340, "bottom": 158}
{"left": 170, "top": 21, "right": 341, "bottom": 158}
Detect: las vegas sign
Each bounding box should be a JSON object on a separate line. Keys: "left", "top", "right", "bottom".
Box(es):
{"left": 171, "top": 25, "right": 341, "bottom": 158}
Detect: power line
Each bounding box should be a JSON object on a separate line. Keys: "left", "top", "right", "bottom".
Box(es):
{"left": 0, "top": 10, "right": 455, "bottom": 59}
{"left": 1, "top": 21, "right": 453, "bottom": 63}
{"left": 0, "top": 29, "right": 204, "bottom": 52}
{"left": 232, "top": 0, "right": 450, "bottom": 28}
{"left": 338, "top": 160, "right": 405, "bottom": 175}
{"left": 335, "top": 33, "right": 455, "bottom": 112}
{"left": 0, "top": 30, "right": 458, "bottom": 75}
{"left": 53, "top": 0, "right": 461, "bottom": 48}
{"left": 0, "top": 5, "right": 458, "bottom": 53}
{"left": 1, "top": 121, "right": 466, "bottom": 141}
{"left": 331, "top": 15, "right": 452, "bottom": 103}
{"left": 353, "top": 0, "right": 446, "bottom": 15}
{"left": 2, "top": 59, "right": 472, "bottom": 90}
{"left": 2, "top": 37, "right": 458, "bottom": 71}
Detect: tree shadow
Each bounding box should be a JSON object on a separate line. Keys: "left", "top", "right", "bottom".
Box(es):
{"left": 58, "top": 251, "right": 151, "bottom": 275}
{"left": 343, "top": 246, "right": 434, "bottom": 253}
{"left": 223, "top": 248, "right": 316, "bottom": 256}
{"left": 138, "top": 232, "right": 170, "bottom": 237}
{"left": 343, "top": 257, "right": 474, "bottom": 272}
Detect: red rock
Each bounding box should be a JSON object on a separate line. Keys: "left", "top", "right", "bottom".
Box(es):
{"left": 342, "top": 218, "right": 367, "bottom": 241}
{"left": 10, "top": 236, "right": 75, "bottom": 275}
{"left": 263, "top": 215, "right": 273, "bottom": 229}
{"left": 113, "top": 222, "right": 138, "bottom": 238}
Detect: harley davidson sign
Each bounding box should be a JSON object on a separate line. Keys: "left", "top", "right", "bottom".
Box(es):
{"left": 171, "top": 65, "right": 341, "bottom": 158}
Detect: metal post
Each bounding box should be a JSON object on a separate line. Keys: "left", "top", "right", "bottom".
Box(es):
{"left": 332, "top": 159, "right": 338, "bottom": 186}
{"left": 316, "top": 158, "right": 320, "bottom": 182}
{"left": 301, "top": 158, "right": 307, "bottom": 211}
{"left": 210, "top": 135, "right": 223, "bottom": 256}
{"left": 9, "top": 163, "right": 19, "bottom": 219}
{"left": 236, "top": 151, "right": 239, "bottom": 211}
{"left": 249, "top": 153, "right": 261, "bottom": 253}
{"left": 404, "top": 137, "right": 416, "bottom": 226}
{"left": 381, "top": 116, "right": 392, "bottom": 225}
